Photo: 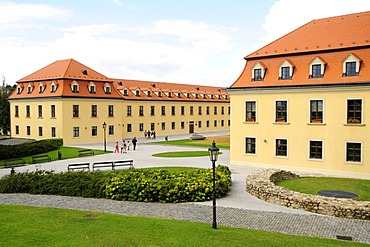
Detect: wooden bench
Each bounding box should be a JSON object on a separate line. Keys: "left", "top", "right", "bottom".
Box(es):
{"left": 92, "top": 161, "right": 114, "bottom": 171}
{"left": 32, "top": 155, "right": 51, "bottom": 164}
{"left": 78, "top": 149, "right": 94, "bottom": 157}
{"left": 68, "top": 162, "right": 90, "bottom": 171}
{"left": 113, "top": 160, "right": 134, "bottom": 170}
{"left": 3, "top": 158, "right": 26, "bottom": 174}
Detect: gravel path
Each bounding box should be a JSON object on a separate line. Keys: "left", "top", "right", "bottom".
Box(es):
{"left": 1, "top": 193, "right": 369, "bottom": 244}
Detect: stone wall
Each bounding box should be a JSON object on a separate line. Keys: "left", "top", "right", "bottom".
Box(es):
{"left": 246, "top": 169, "right": 370, "bottom": 220}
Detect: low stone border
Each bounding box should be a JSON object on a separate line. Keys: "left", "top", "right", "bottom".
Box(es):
{"left": 246, "top": 169, "right": 370, "bottom": 220}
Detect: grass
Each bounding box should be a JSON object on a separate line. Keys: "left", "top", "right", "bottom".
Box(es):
{"left": 152, "top": 151, "right": 222, "bottom": 158}
{"left": 154, "top": 135, "right": 230, "bottom": 149}
{"left": 0, "top": 146, "right": 110, "bottom": 167}
{"left": 276, "top": 177, "right": 370, "bottom": 201}
{"left": 0, "top": 204, "right": 365, "bottom": 247}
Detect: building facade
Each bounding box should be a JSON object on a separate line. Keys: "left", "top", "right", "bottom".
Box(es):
{"left": 228, "top": 11, "right": 370, "bottom": 176}
{"left": 9, "top": 59, "right": 230, "bottom": 145}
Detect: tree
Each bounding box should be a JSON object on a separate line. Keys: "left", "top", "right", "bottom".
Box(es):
{"left": 0, "top": 76, "right": 15, "bottom": 135}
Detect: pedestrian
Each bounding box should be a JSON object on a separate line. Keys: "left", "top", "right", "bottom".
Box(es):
{"left": 123, "top": 140, "right": 127, "bottom": 153}
{"left": 132, "top": 137, "right": 137, "bottom": 150}
{"left": 144, "top": 130, "right": 147, "bottom": 139}
{"left": 147, "top": 130, "right": 151, "bottom": 139}
{"left": 127, "top": 140, "right": 130, "bottom": 150}
{"left": 114, "top": 141, "right": 119, "bottom": 153}
{"left": 120, "top": 140, "right": 124, "bottom": 153}
{"left": 153, "top": 131, "right": 156, "bottom": 139}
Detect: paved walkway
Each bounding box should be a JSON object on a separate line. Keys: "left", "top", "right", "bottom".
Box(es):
{"left": 1, "top": 131, "right": 370, "bottom": 244}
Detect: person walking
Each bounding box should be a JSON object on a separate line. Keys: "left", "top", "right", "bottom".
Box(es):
{"left": 127, "top": 140, "right": 131, "bottom": 150}
{"left": 114, "top": 141, "right": 119, "bottom": 153}
{"left": 132, "top": 137, "right": 137, "bottom": 150}
{"left": 122, "top": 140, "right": 127, "bottom": 153}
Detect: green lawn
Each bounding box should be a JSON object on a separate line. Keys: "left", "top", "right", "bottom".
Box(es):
{"left": 0, "top": 204, "right": 364, "bottom": 247}
{"left": 276, "top": 177, "right": 370, "bottom": 201}
{"left": 154, "top": 136, "right": 230, "bottom": 149}
{"left": 0, "top": 146, "right": 110, "bottom": 167}
{"left": 152, "top": 151, "right": 222, "bottom": 158}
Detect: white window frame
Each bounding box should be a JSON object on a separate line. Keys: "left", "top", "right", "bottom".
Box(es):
{"left": 345, "top": 141, "right": 363, "bottom": 164}
{"left": 245, "top": 136, "right": 257, "bottom": 155}
{"left": 342, "top": 53, "right": 361, "bottom": 76}
{"left": 308, "top": 139, "right": 324, "bottom": 161}
{"left": 275, "top": 138, "right": 288, "bottom": 158}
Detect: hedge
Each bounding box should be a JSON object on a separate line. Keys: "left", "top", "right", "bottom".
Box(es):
{"left": 0, "top": 139, "right": 63, "bottom": 160}
{"left": 0, "top": 165, "right": 232, "bottom": 203}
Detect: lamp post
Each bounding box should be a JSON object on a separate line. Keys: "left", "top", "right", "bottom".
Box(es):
{"left": 208, "top": 140, "right": 219, "bottom": 229}
{"left": 102, "top": 122, "right": 107, "bottom": 152}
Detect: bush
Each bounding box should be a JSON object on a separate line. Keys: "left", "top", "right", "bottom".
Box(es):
{"left": 0, "top": 165, "right": 232, "bottom": 203}
{"left": 0, "top": 139, "right": 63, "bottom": 160}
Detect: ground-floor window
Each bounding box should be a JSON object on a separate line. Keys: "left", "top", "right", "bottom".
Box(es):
{"left": 171, "top": 122, "right": 175, "bottom": 130}
{"left": 214, "top": 120, "right": 217, "bottom": 127}
{"left": 206, "top": 120, "right": 210, "bottom": 128}
{"left": 51, "top": 127, "right": 56, "bottom": 137}
{"left": 276, "top": 139, "right": 287, "bottom": 157}
{"left": 26, "top": 126, "right": 31, "bottom": 136}
{"left": 161, "top": 122, "right": 165, "bottom": 130}
{"left": 127, "top": 124, "right": 132, "bottom": 132}
{"left": 346, "top": 142, "right": 361, "bottom": 163}
{"left": 181, "top": 122, "right": 185, "bottom": 129}
{"left": 151, "top": 123, "right": 155, "bottom": 131}
{"left": 139, "top": 123, "right": 144, "bottom": 132}
{"left": 309, "top": 140, "right": 322, "bottom": 159}
{"left": 15, "top": 125, "right": 19, "bottom": 135}
{"left": 198, "top": 121, "right": 202, "bottom": 128}
{"left": 221, "top": 120, "right": 224, "bottom": 127}
{"left": 92, "top": 126, "right": 97, "bottom": 136}
{"left": 73, "top": 127, "right": 79, "bottom": 138}
{"left": 245, "top": 137, "right": 256, "bottom": 154}
{"left": 109, "top": 125, "right": 114, "bottom": 135}
{"left": 228, "top": 120, "right": 230, "bottom": 126}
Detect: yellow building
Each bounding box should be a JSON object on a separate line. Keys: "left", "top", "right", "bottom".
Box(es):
{"left": 9, "top": 59, "right": 230, "bottom": 145}
{"left": 228, "top": 11, "right": 370, "bottom": 176}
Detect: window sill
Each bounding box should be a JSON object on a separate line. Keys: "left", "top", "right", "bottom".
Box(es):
{"left": 244, "top": 121, "right": 258, "bottom": 124}
{"left": 274, "top": 155, "right": 288, "bottom": 159}
{"left": 308, "top": 158, "right": 324, "bottom": 162}
{"left": 244, "top": 153, "right": 257, "bottom": 156}
{"left": 307, "top": 122, "right": 326, "bottom": 125}
{"left": 273, "top": 122, "right": 290, "bottom": 125}
{"left": 50, "top": 117, "right": 56, "bottom": 119}
{"left": 344, "top": 123, "right": 365, "bottom": 126}
{"left": 345, "top": 161, "right": 363, "bottom": 165}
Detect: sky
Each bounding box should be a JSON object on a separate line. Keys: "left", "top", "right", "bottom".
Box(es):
{"left": 1, "top": 0, "right": 370, "bottom": 87}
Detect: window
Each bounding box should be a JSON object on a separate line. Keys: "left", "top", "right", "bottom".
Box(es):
{"left": 151, "top": 106, "right": 155, "bottom": 116}
{"left": 161, "top": 122, "right": 165, "bottom": 130}
{"left": 245, "top": 137, "right": 256, "bottom": 154}
{"left": 275, "top": 101, "right": 287, "bottom": 122}
{"left": 161, "top": 106, "right": 166, "bottom": 116}
{"left": 206, "top": 120, "right": 210, "bottom": 127}
{"left": 245, "top": 101, "right": 256, "bottom": 122}
{"left": 26, "top": 105, "right": 30, "bottom": 118}
{"left": 26, "top": 126, "right": 31, "bottom": 136}
{"left": 91, "top": 105, "right": 97, "bottom": 117}
{"left": 109, "top": 125, "right": 114, "bottom": 135}
{"left": 181, "top": 106, "right": 185, "bottom": 115}
{"left": 15, "top": 105, "right": 19, "bottom": 117}
{"left": 150, "top": 123, "right": 155, "bottom": 131}
{"left": 27, "top": 85, "right": 33, "bottom": 94}
{"left": 127, "top": 124, "right": 132, "bottom": 132}
{"left": 73, "top": 105, "right": 79, "bottom": 118}
{"left": 73, "top": 127, "right": 79, "bottom": 138}
{"left": 105, "top": 85, "right": 111, "bottom": 94}
{"left": 311, "top": 64, "right": 322, "bottom": 78}
{"left": 136, "top": 90, "right": 140, "bottom": 96}
{"left": 276, "top": 139, "right": 287, "bottom": 157}
{"left": 228, "top": 106, "right": 230, "bottom": 115}
{"left": 72, "top": 84, "right": 78, "bottom": 93}
{"left": 214, "top": 106, "right": 217, "bottom": 115}
{"left": 221, "top": 106, "right": 224, "bottom": 115}
{"left": 206, "top": 106, "right": 210, "bottom": 115}
{"left": 89, "top": 85, "right": 95, "bottom": 93}
{"left": 38, "top": 105, "right": 42, "bottom": 118}
{"left": 214, "top": 120, "right": 217, "bottom": 127}
{"left": 221, "top": 120, "right": 224, "bottom": 126}
{"left": 190, "top": 106, "right": 193, "bottom": 115}
{"left": 346, "top": 142, "right": 361, "bottom": 162}
{"left": 51, "top": 84, "right": 57, "bottom": 93}
{"left": 92, "top": 126, "right": 98, "bottom": 136}
{"left": 171, "top": 106, "right": 175, "bottom": 116}
{"left": 39, "top": 85, "right": 44, "bottom": 93}
{"left": 127, "top": 105, "right": 132, "bottom": 116}
{"left": 108, "top": 105, "right": 114, "bottom": 117}
{"left": 347, "top": 99, "right": 362, "bottom": 124}
{"left": 198, "top": 106, "right": 202, "bottom": 115}
{"left": 139, "top": 106, "right": 144, "bottom": 116}
{"left": 178, "top": 92, "right": 182, "bottom": 98}
{"left": 51, "top": 105, "right": 56, "bottom": 118}
{"left": 17, "top": 86, "right": 22, "bottom": 94}
{"left": 15, "top": 125, "right": 19, "bottom": 135}
{"left": 168, "top": 92, "right": 172, "bottom": 98}
{"left": 253, "top": 69, "right": 262, "bottom": 81}
{"left": 280, "top": 67, "right": 290, "bottom": 79}
{"left": 345, "top": 62, "right": 357, "bottom": 76}
{"left": 123, "top": 89, "right": 128, "bottom": 96}
{"left": 158, "top": 91, "right": 162, "bottom": 97}
{"left": 309, "top": 141, "right": 322, "bottom": 159}
{"left": 180, "top": 122, "right": 185, "bottom": 129}
{"left": 310, "top": 100, "right": 323, "bottom": 123}
{"left": 147, "top": 90, "right": 151, "bottom": 97}
{"left": 187, "top": 92, "right": 190, "bottom": 98}
{"left": 38, "top": 126, "right": 43, "bottom": 136}
{"left": 139, "top": 123, "right": 144, "bottom": 132}
{"left": 228, "top": 120, "right": 230, "bottom": 126}
{"left": 51, "top": 127, "right": 56, "bottom": 137}
{"left": 171, "top": 122, "right": 175, "bottom": 130}
{"left": 198, "top": 121, "right": 202, "bottom": 128}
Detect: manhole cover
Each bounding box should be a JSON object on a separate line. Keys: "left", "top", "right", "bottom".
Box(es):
{"left": 318, "top": 190, "right": 359, "bottom": 199}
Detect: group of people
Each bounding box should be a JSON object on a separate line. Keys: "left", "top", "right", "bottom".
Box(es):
{"left": 114, "top": 137, "right": 137, "bottom": 153}
{"left": 144, "top": 130, "right": 156, "bottom": 139}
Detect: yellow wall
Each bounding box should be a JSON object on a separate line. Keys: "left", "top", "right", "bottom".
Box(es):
{"left": 229, "top": 85, "right": 370, "bottom": 175}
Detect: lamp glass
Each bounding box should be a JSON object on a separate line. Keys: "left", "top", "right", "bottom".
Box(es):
{"left": 208, "top": 141, "right": 219, "bottom": 162}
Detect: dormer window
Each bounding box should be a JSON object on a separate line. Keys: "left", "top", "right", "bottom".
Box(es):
{"left": 123, "top": 89, "right": 128, "bottom": 96}
{"left": 51, "top": 82, "right": 58, "bottom": 93}
{"left": 203, "top": 93, "right": 206, "bottom": 99}
{"left": 279, "top": 60, "right": 294, "bottom": 80}
{"left": 168, "top": 92, "right": 172, "bottom": 98}
{"left": 17, "top": 86, "right": 23, "bottom": 94}
{"left": 27, "top": 84, "right": 33, "bottom": 94}
{"left": 251, "top": 62, "right": 266, "bottom": 81}
{"left": 71, "top": 81, "right": 79, "bottom": 93}
{"left": 158, "top": 91, "right": 162, "bottom": 97}
{"left": 147, "top": 90, "right": 151, "bottom": 97}
{"left": 210, "top": 94, "right": 214, "bottom": 99}
{"left": 88, "top": 83, "right": 96, "bottom": 94}
{"left": 51, "top": 84, "right": 55, "bottom": 92}
{"left": 104, "top": 85, "right": 111, "bottom": 94}
{"left": 218, "top": 94, "right": 221, "bottom": 99}
{"left": 342, "top": 54, "right": 361, "bottom": 77}
{"left": 309, "top": 57, "right": 326, "bottom": 78}
{"left": 38, "top": 84, "right": 45, "bottom": 93}
{"left": 195, "top": 93, "right": 198, "bottom": 98}
{"left": 187, "top": 92, "right": 190, "bottom": 98}
{"left": 225, "top": 95, "right": 228, "bottom": 100}
{"left": 136, "top": 90, "right": 140, "bottom": 96}
{"left": 177, "top": 92, "right": 181, "bottom": 98}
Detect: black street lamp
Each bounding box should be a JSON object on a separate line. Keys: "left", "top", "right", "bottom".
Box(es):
{"left": 102, "top": 122, "right": 107, "bottom": 152}
{"left": 208, "top": 140, "right": 219, "bottom": 229}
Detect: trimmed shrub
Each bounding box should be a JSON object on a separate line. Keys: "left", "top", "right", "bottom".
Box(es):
{"left": 0, "top": 165, "right": 232, "bottom": 203}
{"left": 0, "top": 139, "right": 63, "bottom": 160}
